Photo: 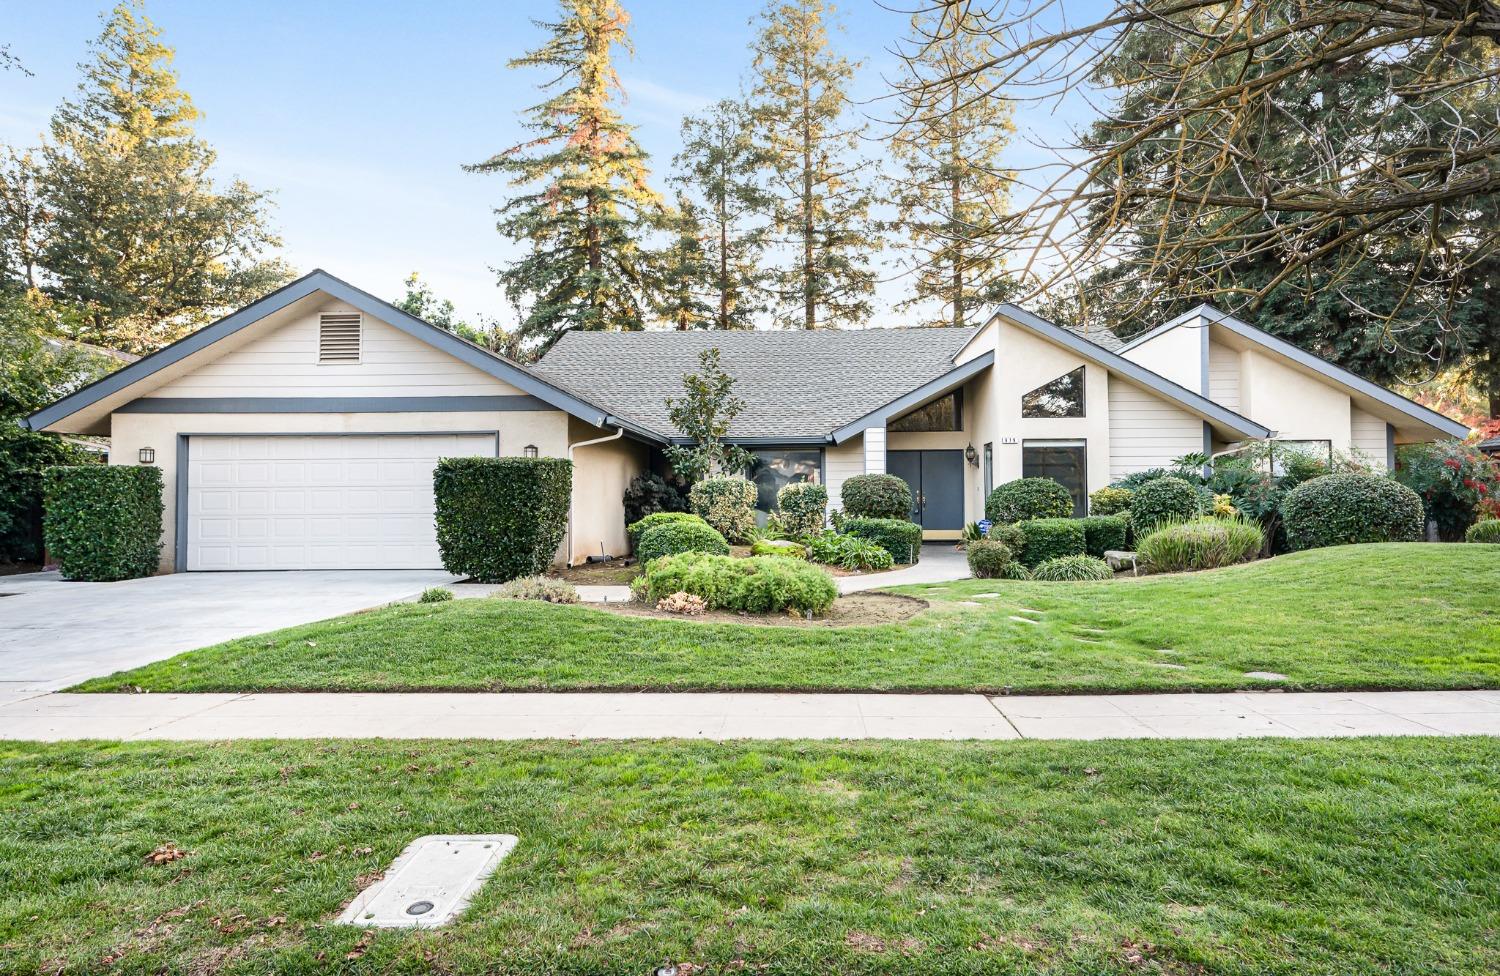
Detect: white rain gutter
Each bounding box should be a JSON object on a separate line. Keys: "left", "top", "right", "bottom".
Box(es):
{"left": 566, "top": 425, "right": 625, "bottom": 565}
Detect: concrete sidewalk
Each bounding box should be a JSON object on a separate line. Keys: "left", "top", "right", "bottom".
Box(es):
{"left": 2, "top": 689, "right": 1496, "bottom": 742}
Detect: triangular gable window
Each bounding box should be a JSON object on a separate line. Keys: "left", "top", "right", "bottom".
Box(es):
{"left": 1021, "top": 366, "right": 1085, "bottom": 418}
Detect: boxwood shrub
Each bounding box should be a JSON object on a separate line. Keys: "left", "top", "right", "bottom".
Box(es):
{"left": 1128, "top": 476, "right": 1200, "bottom": 533}
{"left": 1032, "top": 554, "right": 1114, "bottom": 581}
{"left": 1136, "top": 517, "right": 1264, "bottom": 572}
{"left": 43, "top": 465, "right": 163, "bottom": 581}
{"left": 966, "top": 539, "right": 1014, "bottom": 579}
{"left": 986, "top": 477, "right": 1073, "bottom": 523}
{"left": 1081, "top": 514, "right": 1129, "bottom": 558}
{"left": 1466, "top": 519, "right": 1500, "bottom": 544}
{"left": 637, "top": 519, "right": 730, "bottom": 565}
{"left": 985, "top": 522, "right": 1025, "bottom": 553}
{"left": 635, "top": 550, "right": 837, "bottom": 615}
{"left": 1281, "top": 473, "right": 1424, "bottom": 550}
{"left": 840, "top": 473, "right": 912, "bottom": 519}
{"left": 433, "top": 456, "right": 571, "bottom": 582}
{"left": 627, "top": 511, "right": 706, "bottom": 549}
{"left": 689, "top": 476, "right": 758, "bottom": 543}
{"left": 776, "top": 481, "right": 828, "bottom": 537}
{"left": 844, "top": 516, "right": 922, "bottom": 564}
{"left": 1016, "top": 517, "right": 1086, "bottom": 568}
{"left": 1088, "top": 485, "right": 1133, "bottom": 516}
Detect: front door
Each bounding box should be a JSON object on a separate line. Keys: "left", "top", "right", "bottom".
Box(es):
{"left": 886, "top": 450, "right": 965, "bottom": 531}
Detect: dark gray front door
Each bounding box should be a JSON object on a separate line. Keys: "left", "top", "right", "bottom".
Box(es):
{"left": 886, "top": 450, "right": 965, "bottom": 530}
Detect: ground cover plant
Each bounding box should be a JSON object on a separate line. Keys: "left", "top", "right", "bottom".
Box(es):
{"left": 76, "top": 544, "right": 1500, "bottom": 694}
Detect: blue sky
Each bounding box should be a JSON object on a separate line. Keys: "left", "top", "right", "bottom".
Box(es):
{"left": 0, "top": 1, "right": 1101, "bottom": 326}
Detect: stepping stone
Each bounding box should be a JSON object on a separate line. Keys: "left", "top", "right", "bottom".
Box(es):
{"left": 1153, "top": 662, "right": 1188, "bottom": 670}
{"left": 1155, "top": 649, "right": 1178, "bottom": 655}
{"left": 1073, "top": 637, "right": 1101, "bottom": 643}
{"left": 955, "top": 601, "right": 982, "bottom": 607}
{"left": 972, "top": 593, "right": 1000, "bottom": 599}
{"left": 1017, "top": 607, "right": 1044, "bottom": 614}
{"left": 1244, "top": 671, "right": 1288, "bottom": 681}
{"left": 1008, "top": 616, "right": 1040, "bottom": 625}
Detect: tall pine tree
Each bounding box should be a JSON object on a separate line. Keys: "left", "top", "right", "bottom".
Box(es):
{"left": 652, "top": 193, "right": 715, "bottom": 330}
{"left": 469, "top": 0, "right": 662, "bottom": 353}
{"left": 670, "top": 99, "right": 771, "bottom": 329}
{"left": 748, "top": 0, "right": 878, "bottom": 329}
{"left": 887, "top": 4, "right": 1017, "bottom": 328}
{"left": 38, "top": 1, "right": 288, "bottom": 353}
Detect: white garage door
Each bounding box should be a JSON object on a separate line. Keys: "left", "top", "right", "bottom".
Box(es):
{"left": 185, "top": 433, "right": 496, "bottom": 570}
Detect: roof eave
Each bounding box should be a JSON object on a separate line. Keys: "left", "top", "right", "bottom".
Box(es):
{"left": 829, "top": 351, "right": 995, "bottom": 444}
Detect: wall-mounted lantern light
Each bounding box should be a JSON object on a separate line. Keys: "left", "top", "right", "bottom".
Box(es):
{"left": 523, "top": 444, "right": 539, "bottom": 458}
{"left": 138, "top": 447, "right": 156, "bottom": 465}
{"left": 964, "top": 443, "right": 978, "bottom": 466}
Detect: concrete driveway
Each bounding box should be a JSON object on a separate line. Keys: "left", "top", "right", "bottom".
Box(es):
{"left": 0, "top": 570, "right": 456, "bottom": 696}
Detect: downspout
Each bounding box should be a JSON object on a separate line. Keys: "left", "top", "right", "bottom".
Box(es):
{"left": 566, "top": 422, "right": 625, "bottom": 566}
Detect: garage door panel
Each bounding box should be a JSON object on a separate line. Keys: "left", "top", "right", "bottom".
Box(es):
{"left": 186, "top": 433, "right": 494, "bottom": 570}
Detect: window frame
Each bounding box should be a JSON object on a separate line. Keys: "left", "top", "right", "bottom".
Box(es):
{"left": 888, "top": 389, "right": 964, "bottom": 433}
{"left": 1021, "top": 366, "right": 1086, "bottom": 419}
{"left": 745, "top": 446, "right": 826, "bottom": 522}
{"left": 982, "top": 442, "right": 993, "bottom": 498}
{"left": 1021, "top": 438, "right": 1088, "bottom": 517}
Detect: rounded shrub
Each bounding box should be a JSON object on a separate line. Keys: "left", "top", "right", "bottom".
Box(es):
{"left": 1088, "top": 485, "right": 1133, "bottom": 516}
{"left": 776, "top": 481, "right": 828, "bottom": 537}
{"left": 1281, "top": 473, "right": 1424, "bottom": 551}
{"left": 434, "top": 457, "right": 572, "bottom": 583}
{"left": 1032, "top": 555, "right": 1114, "bottom": 581}
{"left": 1081, "top": 514, "right": 1129, "bottom": 558}
{"left": 636, "top": 550, "right": 838, "bottom": 615}
{"left": 42, "top": 465, "right": 164, "bottom": 581}
{"left": 689, "top": 476, "right": 758, "bottom": 543}
{"left": 985, "top": 522, "right": 1025, "bottom": 553}
{"left": 627, "top": 511, "right": 707, "bottom": 549}
{"left": 637, "top": 519, "right": 731, "bottom": 565}
{"left": 966, "top": 539, "right": 1014, "bottom": 579}
{"left": 1016, "top": 517, "right": 1086, "bottom": 568}
{"left": 840, "top": 473, "right": 913, "bottom": 519}
{"left": 1128, "top": 476, "right": 1200, "bottom": 533}
{"left": 843, "top": 516, "right": 923, "bottom": 564}
{"left": 986, "top": 478, "right": 1074, "bottom": 523}
{"left": 1466, "top": 519, "right": 1500, "bottom": 544}
{"left": 1136, "top": 517, "right": 1264, "bottom": 573}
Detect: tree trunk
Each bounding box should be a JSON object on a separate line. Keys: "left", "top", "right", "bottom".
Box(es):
{"left": 801, "top": 42, "right": 815, "bottom": 330}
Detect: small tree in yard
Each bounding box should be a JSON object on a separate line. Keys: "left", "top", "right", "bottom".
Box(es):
{"left": 663, "top": 348, "right": 753, "bottom": 482}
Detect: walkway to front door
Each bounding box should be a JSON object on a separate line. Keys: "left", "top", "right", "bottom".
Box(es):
{"left": 887, "top": 450, "right": 965, "bottom": 531}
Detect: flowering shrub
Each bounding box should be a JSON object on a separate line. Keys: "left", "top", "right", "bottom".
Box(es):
{"left": 1395, "top": 441, "right": 1499, "bottom": 541}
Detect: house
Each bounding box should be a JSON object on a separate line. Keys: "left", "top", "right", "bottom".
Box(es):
{"left": 23, "top": 270, "right": 1467, "bottom": 573}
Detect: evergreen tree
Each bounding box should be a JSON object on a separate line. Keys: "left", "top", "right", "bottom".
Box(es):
{"left": 887, "top": 4, "right": 1017, "bottom": 327}
{"left": 468, "top": 0, "right": 662, "bottom": 354}
{"left": 394, "top": 273, "right": 524, "bottom": 361}
{"left": 748, "top": 0, "right": 878, "bottom": 329}
{"left": 652, "top": 194, "right": 715, "bottom": 329}
{"left": 670, "top": 99, "right": 771, "bottom": 329}
{"left": 38, "top": 2, "right": 288, "bottom": 353}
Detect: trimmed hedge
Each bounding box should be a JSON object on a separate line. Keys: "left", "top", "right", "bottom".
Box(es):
{"left": 966, "top": 539, "right": 1014, "bottom": 579}
{"left": 986, "top": 478, "right": 1073, "bottom": 523}
{"left": 840, "top": 473, "right": 913, "bottom": 520}
{"left": 1137, "top": 517, "right": 1264, "bottom": 573}
{"left": 1081, "top": 514, "right": 1129, "bottom": 558}
{"left": 1282, "top": 473, "right": 1425, "bottom": 551}
{"left": 637, "top": 519, "right": 731, "bottom": 565}
{"left": 689, "top": 476, "right": 758, "bottom": 544}
{"left": 777, "top": 481, "right": 828, "bottom": 537}
{"left": 433, "top": 457, "right": 572, "bottom": 582}
{"left": 1088, "top": 485, "right": 1133, "bottom": 516}
{"left": 1032, "top": 554, "right": 1114, "bottom": 581}
{"left": 844, "top": 516, "right": 922, "bottom": 564}
{"left": 1466, "top": 519, "right": 1500, "bottom": 544}
{"left": 1016, "top": 517, "right": 1086, "bottom": 568}
{"left": 634, "top": 550, "right": 838, "bottom": 615}
{"left": 43, "top": 465, "right": 163, "bottom": 581}
{"left": 1129, "top": 476, "right": 1200, "bottom": 533}
{"left": 627, "top": 511, "right": 706, "bottom": 549}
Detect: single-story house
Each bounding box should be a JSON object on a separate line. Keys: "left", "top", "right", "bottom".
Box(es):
{"left": 23, "top": 269, "right": 1468, "bottom": 572}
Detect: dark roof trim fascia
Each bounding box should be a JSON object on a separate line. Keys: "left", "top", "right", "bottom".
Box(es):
{"left": 830, "top": 351, "right": 995, "bottom": 444}
{"left": 991, "top": 304, "right": 1273, "bottom": 439}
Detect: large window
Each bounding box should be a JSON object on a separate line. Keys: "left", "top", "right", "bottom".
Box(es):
{"left": 889, "top": 391, "right": 962, "bottom": 432}
{"left": 1021, "top": 367, "right": 1085, "bottom": 418}
{"left": 747, "top": 448, "right": 822, "bottom": 523}
{"left": 1022, "top": 439, "right": 1087, "bottom": 516}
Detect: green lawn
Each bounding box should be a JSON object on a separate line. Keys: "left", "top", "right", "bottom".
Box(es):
{"left": 2, "top": 737, "right": 1496, "bottom": 975}
{"left": 76, "top": 544, "right": 1500, "bottom": 694}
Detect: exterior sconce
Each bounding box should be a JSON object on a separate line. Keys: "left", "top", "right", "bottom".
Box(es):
{"left": 523, "top": 444, "right": 539, "bottom": 458}
{"left": 964, "top": 443, "right": 978, "bottom": 466}
{"left": 138, "top": 447, "right": 156, "bottom": 465}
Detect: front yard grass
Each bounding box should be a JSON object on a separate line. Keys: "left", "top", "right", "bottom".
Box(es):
{"left": 2, "top": 737, "right": 1496, "bottom": 975}
{"left": 75, "top": 544, "right": 1500, "bottom": 694}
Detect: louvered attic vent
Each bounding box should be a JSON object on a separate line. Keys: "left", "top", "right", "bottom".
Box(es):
{"left": 319, "top": 313, "right": 362, "bottom": 363}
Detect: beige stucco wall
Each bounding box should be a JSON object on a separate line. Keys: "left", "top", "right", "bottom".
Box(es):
{"left": 1120, "top": 322, "right": 1203, "bottom": 392}
{"left": 566, "top": 419, "right": 647, "bottom": 564}
{"left": 825, "top": 436, "right": 865, "bottom": 517}
{"left": 1240, "top": 347, "right": 1353, "bottom": 450}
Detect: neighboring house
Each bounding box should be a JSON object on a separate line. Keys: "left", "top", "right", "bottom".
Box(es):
{"left": 23, "top": 270, "right": 1467, "bottom": 573}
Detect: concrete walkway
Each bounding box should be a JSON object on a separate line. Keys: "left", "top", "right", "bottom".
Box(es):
{"left": 837, "top": 543, "right": 971, "bottom": 594}
{"left": 2, "top": 689, "right": 1496, "bottom": 742}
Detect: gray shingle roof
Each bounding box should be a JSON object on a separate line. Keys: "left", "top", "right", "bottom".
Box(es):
{"left": 1064, "top": 323, "right": 1126, "bottom": 352}
{"left": 533, "top": 327, "right": 978, "bottom": 440}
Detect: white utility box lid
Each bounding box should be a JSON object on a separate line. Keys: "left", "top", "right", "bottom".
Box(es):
{"left": 337, "top": 834, "right": 518, "bottom": 928}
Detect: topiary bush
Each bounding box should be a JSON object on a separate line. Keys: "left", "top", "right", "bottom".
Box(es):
{"left": 637, "top": 519, "right": 731, "bottom": 565}
{"left": 1466, "top": 519, "right": 1500, "bottom": 544}
{"left": 1016, "top": 517, "right": 1086, "bottom": 568}
{"left": 966, "top": 539, "right": 1014, "bottom": 579}
{"left": 635, "top": 550, "right": 837, "bottom": 615}
{"left": 1081, "top": 514, "right": 1129, "bottom": 558}
{"left": 776, "top": 481, "right": 828, "bottom": 537}
{"left": 840, "top": 473, "right": 913, "bottom": 519}
{"left": 1032, "top": 554, "right": 1114, "bottom": 581}
{"left": 1128, "top": 476, "right": 1200, "bottom": 534}
{"left": 986, "top": 477, "right": 1074, "bottom": 523}
{"left": 1281, "top": 473, "right": 1425, "bottom": 550}
{"left": 42, "top": 466, "right": 163, "bottom": 581}
{"left": 627, "top": 511, "right": 707, "bottom": 550}
{"left": 1088, "top": 485, "right": 1133, "bottom": 516}
{"left": 751, "top": 538, "right": 808, "bottom": 559}
{"left": 844, "top": 516, "right": 922, "bottom": 564}
{"left": 689, "top": 476, "right": 758, "bottom": 543}
{"left": 434, "top": 457, "right": 572, "bottom": 582}
{"left": 1136, "top": 517, "right": 1265, "bottom": 573}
